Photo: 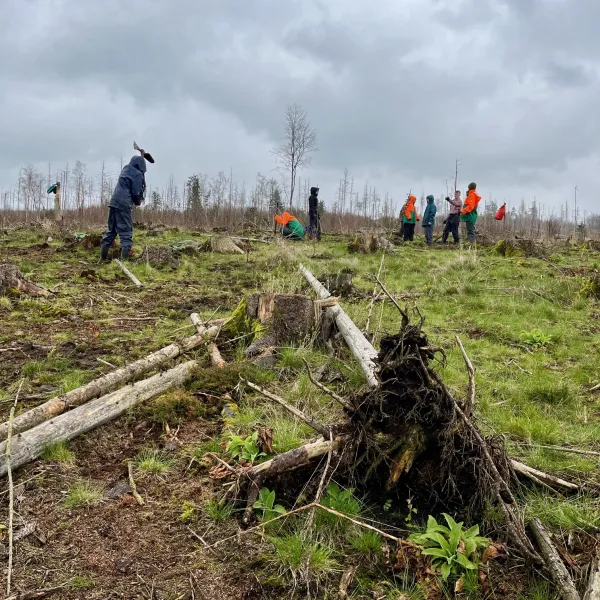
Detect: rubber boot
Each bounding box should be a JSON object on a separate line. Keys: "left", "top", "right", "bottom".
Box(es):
{"left": 121, "top": 248, "right": 131, "bottom": 261}
{"left": 100, "top": 245, "right": 110, "bottom": 263}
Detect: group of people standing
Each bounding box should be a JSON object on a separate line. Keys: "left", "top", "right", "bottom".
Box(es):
{"left": 402, "top": 182, "right": 481, "bottom": 246}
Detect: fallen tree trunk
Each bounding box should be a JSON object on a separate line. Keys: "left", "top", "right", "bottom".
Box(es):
{"left": 0, "top": 361, "right": 198, "bottom": 477}
{"left": 511, "top": 459, "right": 579, "bottom": 491}
{"left": 530, "top": 518, "right": 581, "bottom": 600}
{"left": 299, "top": 264, "right": 379, "bottom": 388}
{"left": 0, "top": 326, "right": 219, "bottom": 442}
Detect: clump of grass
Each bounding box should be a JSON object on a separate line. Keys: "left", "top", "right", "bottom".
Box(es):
{"left": 192, "top": 439, "right": 223, "bottom": 461}
{"left": 41, "top": 440, "right": 75, "bottom": 464}
{"left": 277, "top": 346, "right": 325, "bottom": 374}
{"left": 68, "top": 575, "right": 95, "bottom": 589}
{"left": 348, "top": 530, "right": 382, "bottom": 557}
{"left": 204, "top": 499, "right": 233, "bottom": 522}
{"left": 518, "top": 578, "right": 552, "bottom": 600}
{"left": 60, "top": 370, "right": 88, "bottom": 393}
{"left": 519, "top": 329, "right": 552, "bottom": 349}
{"left": 135, "top": 448, "right": 175, "bottom": 474}
{"left": 525, "top": 382, "right": 574, "bottom": 406}
{"left": 179, "top": 501, "right": 198, "bottom": 522}
{"left": 0, "top": 296, "right": 12, "bottom": 311}
{"left": 266, "top": 532, "right": 338, "bottom": 585}
{"left": 317, "top": 483, "right": 361, "bottom": 533}
{"left": 145, "top": 389, "right": 206, "bottom": 424}
{"left": 265, "top": 414, "right": 310, "bottom": 453}
{"left": 64, "top": 480, "right": 104, "bottom": 508}
{"left": 524, "top": 491, "right": 600, "bottom": 532}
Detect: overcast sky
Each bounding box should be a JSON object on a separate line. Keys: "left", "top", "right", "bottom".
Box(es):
{"left": 1, "top": 0, "right": 598, "bottom": 216}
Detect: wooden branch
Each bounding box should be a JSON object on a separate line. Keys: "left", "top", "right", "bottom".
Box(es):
{"left": 114, "top": 259, "right": 143, "bottom": 287}
{"left": 0, "top": 326, "right": 218, "bottom": 442}
{"left": 373, "top": 274, "right": 410, "bottom": 326}
{"left": 127, "top": 461, "right": 145, "bottom": 506}
{"left": 248, "top": 436, "right": 346, "bottom": 478}
{"left": 6, "top": 586, "right": 66, "bottom": 600}
{"left": 589, "top": 383, "right": 600, "bottom": 392}
{"left": 517, "top": 443, "right": 600, "bottom": 459}
{"left": 208, "top": 343, "right": 226, "bottom": 368}
{"left": 300, "top": 265, "right": 379, "bottom": 388}
{"left": 456, "top": 335, "right": 476, "bottom": 417}
{"left": 0, "top": 361, "right": 198, "bottom": 477}
{"left": 305, "top": 430, "right": 334, "bottom": 531}
{"left": 365, "top": 250, "right": 386, "bottom": 334}
{"left": 244, "top": 380, "right": 329, "bottom": 437}
{"left": 302, "top": 358, "right": 355, "bottom": 413}
{"left": 511, "top": 460, "right": 579, "bottom": 491}
{"left": 6, "top": 379, "right": 24, "bottom": 598}
{"left": 190, "top": 313, "right": 204, "bottom": 333}
{"left": 584, "top": 558, "right": 600, "bottom": 600}
{"left": 529, "top": 518, "right": 581, "bottom": 600}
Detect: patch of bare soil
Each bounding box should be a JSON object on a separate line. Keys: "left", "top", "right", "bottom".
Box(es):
{"left": 1, "top": 416, "right": 260, "bottom": 600}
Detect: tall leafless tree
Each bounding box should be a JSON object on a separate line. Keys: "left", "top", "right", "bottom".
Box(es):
{"left": 272, "top": 104, "right": 317, "bottom": 211}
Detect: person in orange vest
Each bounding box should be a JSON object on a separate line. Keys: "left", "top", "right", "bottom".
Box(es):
{"left": 461, "top": 182, "right": 481, "bottom": 244}
{"left": 402, "top": 195, "right": 420, "bottom": 242}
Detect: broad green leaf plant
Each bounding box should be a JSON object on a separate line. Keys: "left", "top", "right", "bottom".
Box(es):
{"left": 409, "top": 514, "right": 489, "bottom": 581}
{"left": 253, "top": 487, "right": 286, "bottom": 521}
{"left": 226, "top": 431, "right": 265, "bottom": 464}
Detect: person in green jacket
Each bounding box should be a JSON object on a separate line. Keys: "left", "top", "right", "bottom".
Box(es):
{"left": 402, "top": 195, "right": 420, "bottom": 241}
{"left": 283, "top": 218, "right": 305, "bottom": 240}
{"left": 461, "top": 182, "right": 482, "bottom": 245}
{"left": 422, "top": 195, "right": 437, "bottom": 246}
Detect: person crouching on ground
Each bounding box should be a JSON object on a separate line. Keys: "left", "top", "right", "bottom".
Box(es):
{"left": 442, "top": 191, "right": 462, "bottom": 244}
{"left": 308, "top": 187, "right": 321, "bottom": 241}
{"left": 461, "top": 182, "right": 481, "bottom": 245}
{"left": 422, "top": 195, "right": 437, "bottom": 246}
{"left": 100, "top": 155, "right": 147, "bottom": 261}
{"left": 402, "top": 195, "right": 419, "bottom": 242}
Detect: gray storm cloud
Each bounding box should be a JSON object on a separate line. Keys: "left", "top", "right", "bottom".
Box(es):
{"left": 1, "top": 0, "right": 598, "bottom": 212}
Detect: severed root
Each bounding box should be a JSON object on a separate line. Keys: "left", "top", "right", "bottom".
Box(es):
{"left": 511, "top": 460, "right": 579, "bottom": 492}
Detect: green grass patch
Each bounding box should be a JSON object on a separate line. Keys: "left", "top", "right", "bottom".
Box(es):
{"left": 41, "top": 440, "right": 75, "bottom": 464}
{"left": 64, "top": 480, "right": 104, "bottom": 508}
{"left": 524, "top": 491, "right": 600, "bottom": 532}
{"left": 135, "top": 449, "right": 175, "bottom": 475}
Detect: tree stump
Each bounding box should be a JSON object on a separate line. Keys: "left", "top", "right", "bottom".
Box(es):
{"left": 200, "top": 236, "right": 244, "bottom": 255}
{"left": 136, "top": 246, "right": 180, "bottom": 269}
{"left": 317, "top": 270, "right": 355, "bottom": 298}
{"left": 348, "top": 233, "right": 380, "bottom": 254}
{"left": 243, "top": 293, "right": 316, "bottom": 357}
{"left": 0, "top": 264, "right": 50, "bottom": 297}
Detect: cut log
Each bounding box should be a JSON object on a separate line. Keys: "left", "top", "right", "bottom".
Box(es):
{"left": 511, "top": 460, "right": 579, "bottom": 491}
{"left": 529, "top": 518, "right": 581, "bottom": 600}
{"left": 584, "top": 558, "right": 600, "bottom": 600}
{"left": 300, "top": 265, "right": 379, "bottom": 388}
{"left": 114, "top": 259, "right": 143, "bottom": 287}
{"left": 208, "top": 343, "right": 226, "bottom": 368}
{"left": 0, "top": 264, "right": 51, "bottom": 297}
{"left": 248, "top": 436, "right": 346, "bottom": 478}
{"left": 0, "top": 327, "right": 219, "bottom": 442}
{"left": 0, "top": 361, "right": 198, "bottom": 477}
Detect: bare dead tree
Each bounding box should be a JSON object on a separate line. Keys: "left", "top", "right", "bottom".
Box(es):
{"left": 272, "top": 104, "right": 317, "bottom": 211}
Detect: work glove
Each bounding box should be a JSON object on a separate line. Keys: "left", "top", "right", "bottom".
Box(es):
{"left": 445, "top": 197, "right": 451, "bottom": 202}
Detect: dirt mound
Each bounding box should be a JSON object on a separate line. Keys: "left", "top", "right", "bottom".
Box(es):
{"left": 136, "top": 246, "right": 180, "bottom": 269}
{"left": 494, "top": 238, "right": 546, "bottom": 258}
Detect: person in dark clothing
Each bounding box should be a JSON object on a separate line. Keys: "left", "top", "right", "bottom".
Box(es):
{"left": 308, "top": 187, "right": 321, "bottom": 241}
{"left": 442, "top": 190, "right": 461, "bottom": 244}
{"left": 422, "top": 195, "right": 437, "bottom": 245}
{"left": 100, "top": 155, "right": 146, "bottom": 261}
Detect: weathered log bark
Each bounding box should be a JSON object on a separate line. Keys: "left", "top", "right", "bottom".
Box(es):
{"left": 114, "top": 259, "right": 143, "bottom": 287}
{"left": 584, "top": 558, "right": 600, "bottom": 600}
{"left": 0, "top": 327, "right": 219, "bottom": 442}
{"left": 0, "top": 361, "right": 198, "bottom": 477}
{"left": 511, "top": 460, "right": 579, "bottom": 491}
{"left": 529, "top": 518, "right": 581, "bottom": 600}
{"left": 0, "top": 264, "right": 51, "bottom": 297}
{"left": 300, "top": 265, "right": 379, "bottom": 388}
{"left": 248, "top": 436, "right": 346, "bottom": 478}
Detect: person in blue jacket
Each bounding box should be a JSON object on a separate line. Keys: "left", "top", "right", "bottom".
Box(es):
{"left": 100, "top": 155, "right": 146, "bottom": 261}
{"left": 422, "top": 195, "right": 437, "bottom": 246}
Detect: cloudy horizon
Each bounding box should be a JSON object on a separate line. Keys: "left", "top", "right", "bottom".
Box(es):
{"left": 1, "top": 0, "right": 598, "bottom": 218}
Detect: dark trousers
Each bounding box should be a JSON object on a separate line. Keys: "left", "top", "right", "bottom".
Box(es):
{"left": 101, "top": 207, "right": 133, "bottom": 257}
{"left": 403, "top": 222, "right": 415, "bottom": 241}
{"left": 308, "top": 211, "right": 321, "bottom": 240}
{"left": 442, "top": 213, "right": 460, "bottom": 243}
{"left": 423, "top": 224, "right": 434, "bottom": 245}
{"left": 465, "top": 221, "right": 476, "bottom": 244}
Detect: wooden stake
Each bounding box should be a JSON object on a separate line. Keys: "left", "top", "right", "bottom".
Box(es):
{"left": 244, "top": 380, "right": 329, "bottom": 437}
{"left": 511, "top": 460, "right": 579, "bottom": 491}
{"left": 456, "top": 335, "right": 476, "bottom": 417}
{"left": 6, "top": 379, "right": 24, "bottom": 598}
{"left": 530, "top": 518, "right": 581, "bottom": 600}
{"left": 114, "top": 259, "right": 143, "bottom": 287}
